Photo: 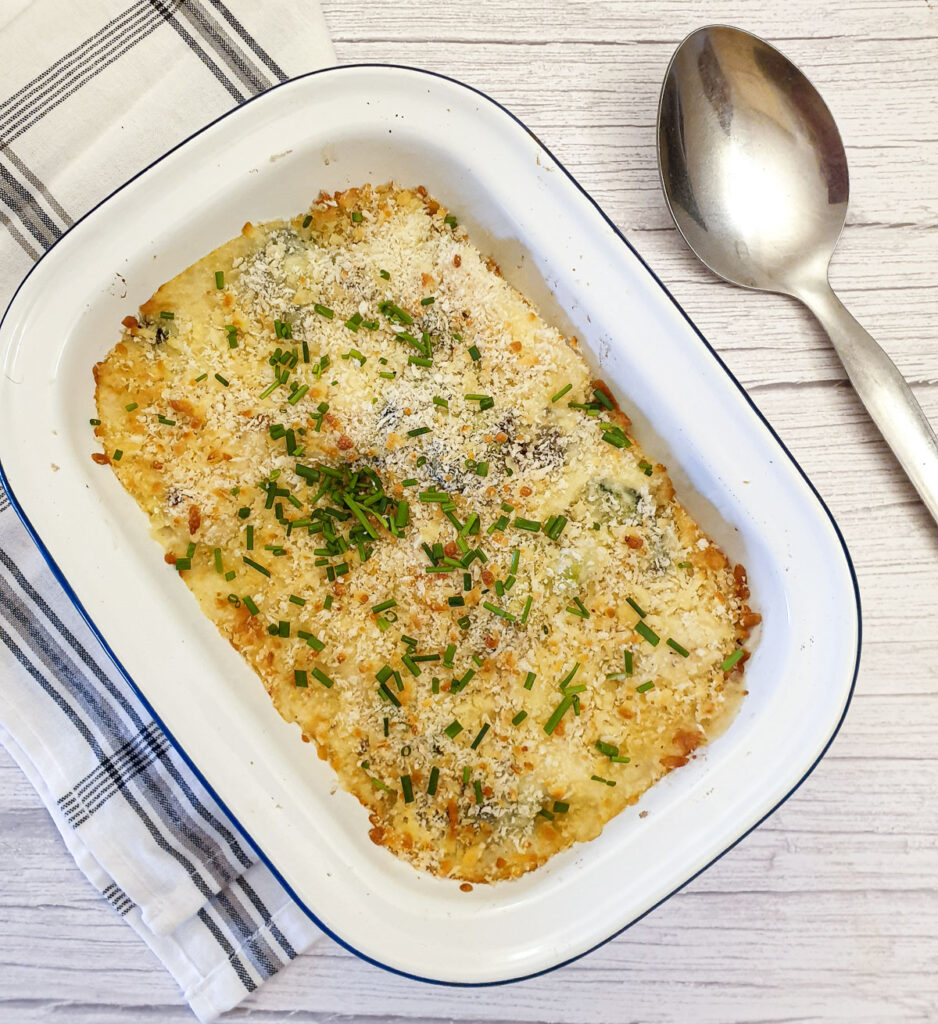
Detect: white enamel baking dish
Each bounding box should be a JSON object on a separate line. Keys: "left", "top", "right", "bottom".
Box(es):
{"left": 0, "top": 65, "right": 860, "bottom": 984}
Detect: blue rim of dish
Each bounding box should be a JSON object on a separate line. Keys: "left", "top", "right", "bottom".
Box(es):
{"left": 0, "top": 63, "right": 862, "bottom": 987}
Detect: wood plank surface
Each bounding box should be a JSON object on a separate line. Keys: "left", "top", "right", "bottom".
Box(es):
{"left": 1, "top": 0, "right": 936, "bottom": 1021}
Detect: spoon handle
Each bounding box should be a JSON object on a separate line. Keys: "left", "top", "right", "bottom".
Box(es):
{"left": 797, "top": 282, "right": 938, "bottom": 525}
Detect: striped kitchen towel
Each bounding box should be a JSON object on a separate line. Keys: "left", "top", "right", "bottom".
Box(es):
{"left": 0, "top": 2, "right": 334, "bottom": 1019}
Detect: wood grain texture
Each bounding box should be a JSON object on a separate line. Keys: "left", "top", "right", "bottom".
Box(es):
{"left": 1, "top": 0, "right": 936, "bottom": 1021}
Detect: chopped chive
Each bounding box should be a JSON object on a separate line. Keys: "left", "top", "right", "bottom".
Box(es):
{"left": 635, "top": 621, "right": 659, "bottom": 646}
{"left": 667, "top": 638, "right": 690, "bottom": 658}
{"left": 401, "top": 774, "right": 415, "bottom": 803}
{"left": 470, "top": 723, "right": 490, "bottom": 750}
{"left": 213, "top": 548, "right": 223, "bottom": 573}
{"left": 468, "top": 345, "right": 481, "bottom": 362}
{"left": 592, "top": 387, "right": 613, "bottom": 410}
{"left": 289, "top": 594, "right": 306, "bottom": 606}
{"left": 277, "top": 620, "right": 290, "bottom": 638}
{"left": 294, "top": 669, "right": 308, "bottom": 687}
{"left": 482, "top": 600, "right": 516, "bottom": 622}
{"left": 448, "top": 596, "right": 465, "bottom": 607}
{"left": 544, "top": 694, "right": 574, "bottom": 735}
{"left": 379, "top": 269, "right": 390, "bottom": 280}
{"left": 195, "top": 373, "right": 207, "bottom": 382}
{"left": 443, "top": 644, "right": 456, "bottom": 667}
{"left": 242, "top": 596, "right": 259, "bottom": 615}
{"left": 124, "top": 402, "right": 138, "bottom": 412}
{"left": 559, "top": 663, "right": 580, "bottom": 689}
{"left": 323, "top": 595, "right": 334, "bottom": 609}
{"left": 591, "top": 775, "right": 616, "bottom": 786}
{"left": 522, "top": 671, "right": 536, "bottom": 691}
{"left": 372, "top": 599, "right": 397, "bottom": 614}
{"left": 636, "top": 680, "right": 655, "bottom": 693}
{"left": 721, "top": 648, "right": 745, "bottom": 672}
{"left": 444, "top": 720, "right": 463, "bottom": 739}
{"left": 513, "top": 518, "right": 541, "bottom": 533}
{"left": 379, "top": 681, "right": 401, "bottom": 706}
{"left": 351, "top": 210, "right": 363, "bottom": 223}
{"left": 538, "top": 808, "right": 555, "bottom": 821}
{"left": 551, "top": 383, "right": 573, "bottom": 403}
{"left": 215, "top": 270, "right": 224, "bottom": 289}
{"left": 520, "top": 595, "right": 533, "bottom": 624}
{"left": 566, "top": 597, "right": 590, "bottom": 619}
{"left": 302, "top": 214, "right": 312, "bottom": 227}
{"left": 174, "top": 558, "right": 191, "bottom": 571}
{"left": 89, "top": 418, "right": 101, "bottom": 425}
{"left": 245, "top": 525, "right": 254, "bottom": 550}
{"left": 461, "top": 765, "right": 470, "bottom": 785}
{"left": 214, "top": 373, "right": 229, "bottom": 387}
{"left": 553, "top": 801, "right": 570, "bottom": 814}
{"left": 427, "top": 766, "right": 439, "bottom": 796}
{"left": 312, "top": 667, "right": 334, "bottom": 688}
{"left": 420, "top": 296, "right": 435, "bottom": 306}
{"left": 159, "top": 311, "right": 174, "bottom": 320}
{"left": 596, "top": 740, "right": 619, "bottom": 757}
{"left": 624, "top": 650, "right": 633, "bottom": 675}
{"left": 677, "top": 560, "right": 692, "bottom": 569}
{"left": 112, "top": 449, "right": 123, "bottom": 461}
{"left": 444, "top": 214, "right": 458, "bottom": 227}
{"left": 511, "top": 709, "right": 528, "bottom": 727}
{"left": 242, "top": 556, "right": 270, "bottom": 577}
{"left": 314, "top": 303, "right": 334, "bottom": 319}
{"left": 626, "top": 597, "right": 646, "bottom": 618}
{"left": 474, "top": 461, "right": 489, "bottom": 477}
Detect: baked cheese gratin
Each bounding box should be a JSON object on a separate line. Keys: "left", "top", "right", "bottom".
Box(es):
{"left": 93, "top": 184, "right": 760, "bottom": 883}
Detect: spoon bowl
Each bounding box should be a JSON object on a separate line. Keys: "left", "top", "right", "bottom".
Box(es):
{"left": 657, "top": 25, "right": 938, "bottom": 524}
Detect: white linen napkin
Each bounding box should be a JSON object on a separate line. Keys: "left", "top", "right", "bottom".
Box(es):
{"left": 0, "top": 2, "right": 335, "bottom": 1019}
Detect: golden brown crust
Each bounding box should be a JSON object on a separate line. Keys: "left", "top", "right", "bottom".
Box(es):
{"left": 94, "top": 183, "right": 756, "bottom": 883}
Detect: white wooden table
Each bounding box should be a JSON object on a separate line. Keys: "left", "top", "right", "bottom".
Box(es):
{"left": 2, "top": 1, "right": 936, "bottom": 1021}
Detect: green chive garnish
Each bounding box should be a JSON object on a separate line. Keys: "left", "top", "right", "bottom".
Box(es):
{"left": 214, "top": 373, "right": 229, "bottom": 387}
{"left": 667, "top": 638, "right": 690, "bottom": 658}
{"left": 636, "top": 621, "right": 659, "bottom": 646}
{"left": 314, "top": 303, "right": 334, "bottom": 319}
{"left": 627, "top": 597, "right": 646, "bottom": 618}
{"left": 721, "top": 648, "right": 744, "bottom": 672}
{"left": 551, "top": 383, "right": 572, "bottom": 402}
{"left": 511, "top": 710, "right": 527, "bottom": 726}
{"left": 294, "top": 669, "right": 308, "bottom": 687}
{"left": 159, "top": 311, "right": 174, "bottom": 320}
{"left": 242, "top": 596, "right": 259, "bottom": 615}
{"left": 544, "top": 694, "right": 574, "bottom": 735}
{"left": 312, "top": 667, "right": 334, "bottom": 688}
{"left": 112, "top": 450, "right": 123, "bottom": 461}
{"left": 351, "top": 210, "right": 363, "bottom": 223}
{"left": 302, "top": 214, "right": 312, "bottom": 227}
{"left": 482, "top": 600, "right": 516, "bottom": 622}
{"left": 420, "top": 296, "right": 435, "bottom": 306}
{"left": 427, "top": 767, "right": 439, "bottom": 796}
{"left": 215, "top": 271, "right": 224, "bottom": 289}
{"left": 401, "top": 774, "right": 415, "bottom": 803}
{"left": 125, "top": 402, "right": 138, "bottom": 412}
{"left": 470, "top": 723, "right": 490, "bottom": 750}
{"left": 444, "top": 720, "right": 463, "bottom": 739}
{"left": 379, "top": 269, "right": 390, "bottom": 280}
{"left": 636, "top": 681, "right": 655, "bottom": 693}
{"left": 513, "top": 518, "right": 541, "bottom": 533}
{"left": 407, "top": 426, "right": 431, "bottom": 437}
{"left": 523, "top": 671, "right": 536, "bottom": 690}
{"left": 242, "top": 556, "right": 270, "bottom": 577}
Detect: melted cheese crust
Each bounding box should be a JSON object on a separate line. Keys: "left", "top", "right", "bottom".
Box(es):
{"left": 93, "top": 184, "right": 759, "bottom": 883}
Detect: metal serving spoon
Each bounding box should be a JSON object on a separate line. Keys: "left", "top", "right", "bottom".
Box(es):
{"left": 657, "top": 24, "right": 938, "bottom": 524}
